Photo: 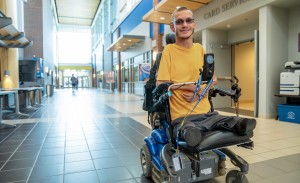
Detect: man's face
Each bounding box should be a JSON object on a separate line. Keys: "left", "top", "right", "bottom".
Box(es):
{"left": 171, "top": 10, "right": 195, "bottom": 40}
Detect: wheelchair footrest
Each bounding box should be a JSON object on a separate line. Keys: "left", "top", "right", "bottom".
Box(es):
{"left": 178, "top": 130, "right": 253, "bottom": 152}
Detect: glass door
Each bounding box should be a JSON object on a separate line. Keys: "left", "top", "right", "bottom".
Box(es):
{"left": 63, "top": 76, "right": 72, "bottom": 88}
{"left": 78, "top": 76, "right": 89, "bottom": 88}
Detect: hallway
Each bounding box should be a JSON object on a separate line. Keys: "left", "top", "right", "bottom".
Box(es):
{"left": 0, "top": 89, "right": 300, "bottom": 183}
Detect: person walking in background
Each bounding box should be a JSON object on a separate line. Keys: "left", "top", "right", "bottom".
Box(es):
{"left": 70, "top": 74, "right": 76, "bottom": 92}
{"left": 75, "top": 77, "right": 79, "bottom": 89}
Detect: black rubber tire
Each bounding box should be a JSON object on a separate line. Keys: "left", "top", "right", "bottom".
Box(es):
{"left": 226, "top": 170, "right": 249, "bottom": 183}
{"left": 140, "top": 144, "right": 152, "bottom": 177}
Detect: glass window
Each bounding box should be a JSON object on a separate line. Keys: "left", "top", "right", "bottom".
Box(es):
{"left": 110, "top": 0, "right": 117, "bottom": 28}
{"left": 122, "top": 60, "right": 129, "bottom": 82}
{"left": 104, "top": 1, "right": 109, "bottom": 36}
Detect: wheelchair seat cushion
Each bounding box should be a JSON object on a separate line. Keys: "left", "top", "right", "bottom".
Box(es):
{"left": 178, "top": 130, "right": 253, "bottom": 153}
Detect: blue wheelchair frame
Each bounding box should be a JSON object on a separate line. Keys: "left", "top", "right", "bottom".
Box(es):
{"left": 141, "top": 80, "right": 253, "bottom": 183}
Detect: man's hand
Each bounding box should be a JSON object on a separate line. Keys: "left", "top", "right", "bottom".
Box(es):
{"left": 182, "top": 90, "right": 208, "bottom": 103}
{"left": 182, "top": 91, "right": 199, "bottom": 103}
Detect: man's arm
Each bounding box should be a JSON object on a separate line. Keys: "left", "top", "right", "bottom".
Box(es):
{"left": 157, "top": 74, "right": 217, "bottom": 92}
{"left": 181, "top": 74, "right": 218, "bottom": 103}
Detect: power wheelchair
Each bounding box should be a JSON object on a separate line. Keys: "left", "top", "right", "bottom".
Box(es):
{"left": 140, "top": 54, "right": 254, "bottom": 183}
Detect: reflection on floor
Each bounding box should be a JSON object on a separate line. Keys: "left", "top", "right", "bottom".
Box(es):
{"left": 216, "top": 108, "right": 254, "bottom": 117}
{"left": 216, "top": 101, "right": 255, "bottom": 117}
{"left": 239, "top": 101, "right": 254, "bottom": 111}
{"left": 0, "top": 89, "right": 299, "bottom": 183}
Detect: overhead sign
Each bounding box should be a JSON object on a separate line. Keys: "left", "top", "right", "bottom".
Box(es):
{"left": 204, "top": 0, "right": 251, "bottom": 20}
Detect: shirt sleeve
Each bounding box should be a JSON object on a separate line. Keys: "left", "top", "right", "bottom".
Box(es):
{"left": 157, "top": 45, "right": 171, "bottom": 81}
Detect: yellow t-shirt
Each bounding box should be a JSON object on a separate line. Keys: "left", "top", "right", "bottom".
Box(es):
{"left": 157, "top": 43, "right": 210, "bottom": 120}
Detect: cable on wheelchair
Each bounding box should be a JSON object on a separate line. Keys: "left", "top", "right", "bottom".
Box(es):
{"left": 175, "top": 78, "right": 214, "bottom": 150}
{"left": 191, "top": 68, "right": 203, "bottom": 102}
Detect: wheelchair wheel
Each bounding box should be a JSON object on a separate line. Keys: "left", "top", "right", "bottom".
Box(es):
{"left": 226, "top": 170, "right": 249, "bottom": 183}
{"left": 140, "top": 144, "right": 152, "bottom": 177}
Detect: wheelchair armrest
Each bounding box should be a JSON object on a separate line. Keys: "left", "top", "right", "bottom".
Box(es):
{"left": 152, "top": 82, "right": 173, "bottom": 95}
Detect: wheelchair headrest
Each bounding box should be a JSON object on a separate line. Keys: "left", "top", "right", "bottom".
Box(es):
{"left": 165, "top": 33, "right": 176, "bottom": 44}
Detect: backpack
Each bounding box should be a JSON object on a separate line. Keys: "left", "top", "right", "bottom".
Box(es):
{"left": 142, "top": 33, "right": 176, "bottom": 113}
{"left": 142, "top": 53, "right": 162, "bottom": 112}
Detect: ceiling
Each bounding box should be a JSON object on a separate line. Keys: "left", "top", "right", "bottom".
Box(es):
{"left": 0, "top": 11, "right": 32, "bottom": 48}
{"left": 106, "top": 35, "right": 145, "bottom": 52}
{"left": 143, "top": 0, "right": 212, "bottom": 25}
{"left": 54, "top": 0, "right": 100, "bottom": 26}
{"left": 193, "top": 0, "right": 300, "bottom": 41}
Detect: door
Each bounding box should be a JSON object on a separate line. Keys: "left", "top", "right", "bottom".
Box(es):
{"left": 78, "top": 76, "right": 89, "bottom": 88}
{"left": 254, "top": 30, "right": 259, "bottom": 117}
{"left": 63, "top": 76, "right": 71, "bottom": 88}
{"left": 232, "top": 40, "right": 255, "bottom": 115}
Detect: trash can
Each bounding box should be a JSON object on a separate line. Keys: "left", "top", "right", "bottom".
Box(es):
{"left": 36, "top": 89, "right": 42, "bottom": 104}
{"left": 46, "top": 84, "right": 54, "bottom": 96}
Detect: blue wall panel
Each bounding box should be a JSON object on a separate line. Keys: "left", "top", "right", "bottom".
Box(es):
{"left": 117, "top": 0, "right": 153, "bottom": 37}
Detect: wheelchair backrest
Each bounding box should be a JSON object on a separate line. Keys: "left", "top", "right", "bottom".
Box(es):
{"left": 142, "top": 34, "right": 176, "bottom": 112}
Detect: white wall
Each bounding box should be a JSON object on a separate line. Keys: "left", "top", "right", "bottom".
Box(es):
{"left": 43, "top": 0, "right": 57, "bottom": 85}
{"left": 259, "top": 5, "right": 288, "bottom": 118}
{"left": 194, "top": 0, "right": 275, "bottom": 32}
{"left": 202, "top": 29, "right": 232, "bottom": 108}
{"left": 228, "top": 23, "right": 259, "bottom": 44}
{"left": 288, "top": 6, "right": 300, "bottom": 61}
{"left": 120, "top": 22, "right": 151, "bottom": 61}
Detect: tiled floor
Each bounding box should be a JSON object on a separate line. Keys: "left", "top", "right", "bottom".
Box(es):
{"left": 1, "top": 88, "right": 300, "bottom": 183}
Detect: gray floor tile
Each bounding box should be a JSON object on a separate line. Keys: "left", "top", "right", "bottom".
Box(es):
{"left": 93, "top": 156, "right": 124, "bottom": 169}
{"left": 65, "top": 151, "right": 92, "bottom": 162}
{"left": 1, "top": 89, "right": 300, "bottom": 183}
{"left": 28, "top": 175, "right": 63, "bottom": 183}
{"left": 2, "top": 158, "right": 35, "bottom": 171}
{"left": 97, "top": 167, "right": 134, "bottom": 183}
{"left": 64, "top": 160, "right": 95, "bottom": 174}
{"left": 0, "top": 168, "right": 31, "bottom": 182}
{"left": 90, "top": 149, "right": 118, "bottom": 159}
{"left": 64, "top": 171, "right": 99, "bottom": 183}
{"left": 263, "top": 156, "right": 300, "bottom": 172}
{"left": 250, "top": 162, "right": 286, "bottom": 178}
{"left": 30, "top": 164, "right": 64, "bottom": 179}
{"left": 35, "top": 154, "right": 64, "bottom": 166}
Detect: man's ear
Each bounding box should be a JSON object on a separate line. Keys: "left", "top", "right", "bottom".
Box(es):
{"left": 170, "top": 23, "right": 175, "bottom": 32}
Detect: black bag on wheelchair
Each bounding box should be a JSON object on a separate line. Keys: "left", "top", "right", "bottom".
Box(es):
{"left": 142, "top": 33, "right": 176, "bottom": 112}
{"left": 142, "top": 53, "right": 162, "bottom": 112}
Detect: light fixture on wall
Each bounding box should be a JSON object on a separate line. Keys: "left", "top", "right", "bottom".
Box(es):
{"left": 4, "top": 69, "right": 10, "bottom": 76}
{"left": 44, "top": 66, "right": 49, "bottom": 76}
{"left": 4, "top": 48, "right": 10, "bottom": 76}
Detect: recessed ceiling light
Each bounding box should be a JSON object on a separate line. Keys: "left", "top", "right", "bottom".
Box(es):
{"left": 128, "top": 39, "right": 132, "bottom": 42}
{"left": 160, "top": 17, "right": 165, "bottom": 20}
{"left": 226, "top": 24, "right": 231, "bottom": 28}
{"left": 123, "top": 43, "right": 126, "bottom": 45}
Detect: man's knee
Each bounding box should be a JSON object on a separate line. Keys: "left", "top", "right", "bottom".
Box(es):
{"left": 174, "top": 122, "right": 203, "bottom": 147}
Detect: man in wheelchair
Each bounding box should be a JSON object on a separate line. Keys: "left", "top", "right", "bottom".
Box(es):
{"left": 140, "top": 6, "right": 256, "bottom": 183}
{"left": 156, "top": 7, "right": 256, "bottom": 147}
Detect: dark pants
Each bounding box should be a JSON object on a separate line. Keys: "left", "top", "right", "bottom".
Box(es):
{"left": 172, "top": 111, "right": 241, "bottom": 132}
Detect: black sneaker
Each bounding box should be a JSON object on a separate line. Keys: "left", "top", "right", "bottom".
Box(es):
{"left": 234, "top": 118, "right": 256, "bottom": 135}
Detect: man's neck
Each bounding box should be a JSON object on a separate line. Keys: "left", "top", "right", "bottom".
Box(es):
{"left": 175, "top": 38, "right": 193, "bottom": 48}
